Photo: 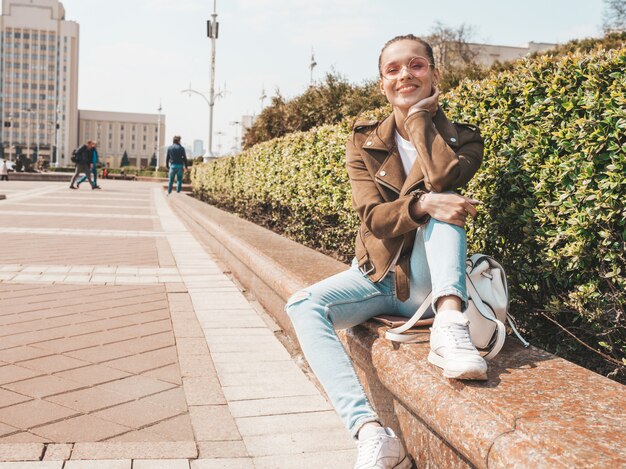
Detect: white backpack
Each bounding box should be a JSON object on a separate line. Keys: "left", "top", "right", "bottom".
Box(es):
{"left": 385, "top": 254, "right": 529, "bottom": 360}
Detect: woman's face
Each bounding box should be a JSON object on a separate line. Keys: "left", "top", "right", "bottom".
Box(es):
{"left": 379, "top": 39, "right": 439, "bottom": 111}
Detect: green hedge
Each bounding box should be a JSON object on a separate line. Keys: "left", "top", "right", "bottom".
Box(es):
{"left": 192, "top": 47, "right": 626, "bottom": 379}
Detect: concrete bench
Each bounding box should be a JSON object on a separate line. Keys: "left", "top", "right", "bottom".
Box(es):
{"left": 168, "top": 193, "right": 626, "bottom": 468}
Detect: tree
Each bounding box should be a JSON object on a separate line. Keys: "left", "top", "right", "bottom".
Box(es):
{"left": 149, "top": 153, "right": 157, "bottom": 168}
{"left": 602, "top": 0, "right": 626, "bottom": 33}
{"left": 426, "top": 21, "right": 478, "bottom": 72}
{"left": 425, "top": 21, "right": 485, "bottom": 91}
{"left": 120, "top": 150, "right": 129, "bottom": 167}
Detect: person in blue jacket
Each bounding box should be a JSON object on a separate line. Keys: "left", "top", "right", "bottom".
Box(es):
{"left": 166, "top": 135, "right": 188, "bottom": 194}
{"left": 77, "top": 141, "right": 101, "bottom": 189}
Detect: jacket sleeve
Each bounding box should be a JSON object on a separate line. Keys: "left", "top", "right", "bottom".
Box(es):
{"left": 165, "top": 149, "right": 170, "bottom": 168}
{"left": 345, "top": 138, "right": 425, "bottom": 239}
{"left": 404, "top": 110, "right": 483, "bottom": 193}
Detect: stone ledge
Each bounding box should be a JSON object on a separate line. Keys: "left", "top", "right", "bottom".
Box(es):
{"left": 169, "top": 193, "right": 626, "bottom": 468}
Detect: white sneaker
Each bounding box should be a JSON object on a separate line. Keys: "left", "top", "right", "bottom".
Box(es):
{"left": 428, "top": 310, "right": 488, "bottom": 380}
{"left": 355, "top": 427, "right": 412, "bottom": 469}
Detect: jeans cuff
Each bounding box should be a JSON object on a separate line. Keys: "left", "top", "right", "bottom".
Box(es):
{"left": 432, "top": 287, "right": 468, "bottom": 312}
{"left": 351, "top": 415, "right": 382, "bottom": 439}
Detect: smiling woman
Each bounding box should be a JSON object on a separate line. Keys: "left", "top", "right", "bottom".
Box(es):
{"left": 284, "top": 34, "right": 485, "bottom": 469}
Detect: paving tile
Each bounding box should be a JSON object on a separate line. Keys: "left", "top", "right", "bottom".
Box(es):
{"left": 0, "top": 463, "right": 62, "bottom": 469}
{"left": 42, "top": 443, "right": 72, "bottom": 460}
{"left": 92, "top": 398, "right": 183, "bottom": 429}
{"left": 45, "top": 386, "right": 133, "bottom": 413}
{"left": 222, "top": 378, "right": 320, "bottom": 401}
{"left": 142, "top": 364, "right": 183, "bottom": 385}
{"left": 0, "top": 388, "right": 32, "bottom": 408}
{"left": 70, "top": 441, "right": 197, "bottom": 460}
{"left": 0, "top": 365, "right": 42, "bottom": 385}
{"left": 0, "top": 399, "right": 79, "bottom": 430}
{"left": 142, "top": 414, "right": 195, "bottom": 441}
{"left": 178, "top": 355, "right": 218, "bottom": 378}
{"left": 196, "top": 440, "right": 248, "bottom": 459}
{"left": 105, "top": 347, "right": 178, "bottom": 374}
{"left": 63, "top": 344, "right": 133, "bottom": 363}
{"left": 243, "top": 427, "right": 355, "bottom": 457}
{"left": 141, "top": 387, "right": 188, "bottom": 413}
{"left": 103, "top": 429, "right": 164, "bottom": 443}
{"left": 236, "top": 410, "right": 346, "bottom": 436}
{"left": 132, "top": 460, "right": 190, "bottom": 469}
{"left": 96, "top": 375, "right": 177, "bottom": 399}
{"left": 64, "top": 461, "right": 131, "bottom": 469}
{"left": 32, "top": 414, "right": 131, "bottom": 442}
{"left": 0, "top": 432, "right": 49, "bottom": 443}
{"left": 2, "top": 375, "right": 85, "bottom": 399}
{"left": 0, "top": 423, "right": 19, "bottom": 437}
{"left": 252, "top": 449, "right": 355, "bottom": 469}
{"left": 190, "top": 459, "right": 254, "bottom": 469}
{"left": 188, "top": 406, "right": 240, "bottom": 441}
{"left": 0, "top": 346, "right": 53, "bottom": 364}
{"left": 227, "top": 395, "right": 332, "bottom": 418}
{"left": 182, "top": 377, "right": 225, "bottom": 406}
{"left": 52, "top": 364, "right": 131, "bottom": 386}
{"left": 18, "top": 355, "right": 89, "bottom": 374}
{"left": 176, "top": 338, "right": 210, "bottom": 355}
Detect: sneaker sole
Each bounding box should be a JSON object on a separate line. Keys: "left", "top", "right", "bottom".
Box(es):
{"left": 428, "top": 351, "right": 488, "bottom": 381}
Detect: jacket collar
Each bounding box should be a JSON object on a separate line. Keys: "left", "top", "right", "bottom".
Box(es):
{"left": 361, "top": 115, "right": 404, "bottom": 193}
{"left": 361, "top": 108, "right": 459, "bottom": 195}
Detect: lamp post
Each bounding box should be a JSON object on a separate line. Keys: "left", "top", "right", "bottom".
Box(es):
{"left": 181, "top": 84, "right": 226, "bottom": 159}
{"left": 230, "top": 120, "right": 241, "bottom": 153}
{"left": 156, "top": 102, "right": 162, "bottom": 168}
{"left": 54, "top": 106, "right": 60, "bottom": 167}
{"left": 8, "top": 114, "right": 13, "bottom": 162}
{"left": 206, "top": 0, "right": 219, "bottom": 162}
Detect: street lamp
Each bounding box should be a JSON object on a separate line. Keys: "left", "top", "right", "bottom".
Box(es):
{"left": 156, "top": 102, "right": 162, "bottom": 168}
{"left": 230, "top": 120, "right": 241, "bottom": 153}
{"left": 181, "top": 84, "right": 226, "bottom": 160}
{"left": 206, "top": 0, "right": 219, "bottom": 162}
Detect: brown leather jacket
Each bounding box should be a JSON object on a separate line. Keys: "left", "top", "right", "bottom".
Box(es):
{"left": 346, "top": 107, "right": 484, "bottom": 301}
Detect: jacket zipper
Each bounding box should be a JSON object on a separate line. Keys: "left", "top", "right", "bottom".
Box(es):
{"left": 374, "top": 177, "right": 400, "bottom": 194}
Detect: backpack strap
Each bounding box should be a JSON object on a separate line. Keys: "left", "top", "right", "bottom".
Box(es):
{"left": 384, "top": 292, "right": 433, "bottom": 343}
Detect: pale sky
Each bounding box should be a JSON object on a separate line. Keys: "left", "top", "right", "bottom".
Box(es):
{"left": 50, "top": 0, "right": 605, "bottom": 156}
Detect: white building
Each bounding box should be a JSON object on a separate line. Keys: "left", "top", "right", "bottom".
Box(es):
{"left": 468, "top": 41, "right": 557, "bottom": 67}
{"left": 192, "top": 139, "right": 204, "bottom": 157}
{"left": 0, "top": 0, "right": 79, "bottom": 165}
{"left": 78, "top": 110, "right": 166, "bottom": 169}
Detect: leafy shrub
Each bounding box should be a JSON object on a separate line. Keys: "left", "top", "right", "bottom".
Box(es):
{"left": 192, "top": 46, "right": 626, "bottom": 380}
{"left": 243, "top": 72, "right": 388, "bottom": 148}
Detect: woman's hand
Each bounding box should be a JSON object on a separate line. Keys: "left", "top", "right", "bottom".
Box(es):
{"left": 413, "top": 192, "right": 479, "bottom": 227}
{"left": 408, "top": 86, "right": 440, "bottom": 118}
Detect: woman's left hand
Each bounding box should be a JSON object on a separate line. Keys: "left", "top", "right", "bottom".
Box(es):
{"left": 408, "top": 86, "right": 440, "bottom": 118}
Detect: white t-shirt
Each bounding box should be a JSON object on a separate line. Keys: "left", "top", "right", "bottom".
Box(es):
{"left": 394, "top": 131, "right": 417, "bottom": 176}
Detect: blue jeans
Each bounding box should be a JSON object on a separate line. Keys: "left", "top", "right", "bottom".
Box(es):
{"left": 77, "top": 167, "right": 97, "bottom": 187}
{"left": 285, "top": 218, "right": 467, "bottom": 437}
{"left": 168, "top": 164, "right": 184, "bottom": 193}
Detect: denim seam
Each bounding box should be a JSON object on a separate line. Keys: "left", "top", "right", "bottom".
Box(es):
{"left": 326, "top": 320, "right": 379, "bottom": 437}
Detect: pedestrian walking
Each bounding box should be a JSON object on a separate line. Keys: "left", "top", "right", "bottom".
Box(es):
{"left": 69, "top": 140, "right": 96, "bottom": 190}
{"left": 166, "top": 135, "right": 188, "bottom": 194}
{"left": 77, "top": 141, "right": 101, "bottom": 189}
{"left": 285, "top": 34, "right": 485, "bottom": 469}
{"left": 0, "top": 159, "right": 9, "bottom": 181}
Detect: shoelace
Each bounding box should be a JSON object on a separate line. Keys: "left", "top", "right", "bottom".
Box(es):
{"left": 440, "top": 321, "right": 474, "bottom": 350}
{"left": 355, "top": 435, "right": 383, "bottom": 468}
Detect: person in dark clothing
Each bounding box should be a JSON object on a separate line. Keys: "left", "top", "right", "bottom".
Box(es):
{"left": 166, "top": 135, "right": 188, "bottom": 194}
{"left": 69, "top": 140, "right": 96, "bottom": 189}
{"left": 77, "top": 141, "right": 101, "bottom": 189}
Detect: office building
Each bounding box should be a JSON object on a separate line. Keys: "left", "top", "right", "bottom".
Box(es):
{"left": 0, "top": 0, "right": 79, "bottom": 165}
{"left": 78, "top": 110, "right": 166, "bottom": 168}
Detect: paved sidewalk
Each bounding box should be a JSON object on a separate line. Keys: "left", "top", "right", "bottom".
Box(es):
{"left": 0, "top": 180, "right": 354, "bottom": 468}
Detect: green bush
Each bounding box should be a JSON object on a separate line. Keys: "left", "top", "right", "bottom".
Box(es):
{"left": 192, "top": 46, "right": 626, "bottom": 380}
